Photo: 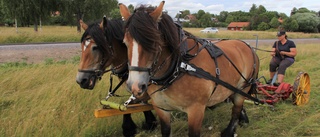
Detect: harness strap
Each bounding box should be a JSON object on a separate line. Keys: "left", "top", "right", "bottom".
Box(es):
{"left": 128, "top": 66, "right": 150, "bottom": 72}
{"left": 108, "top": 75, "right": 127, "bottom": 96}
{"left": 180, "top": 62, "right": 263, "bottom": 104}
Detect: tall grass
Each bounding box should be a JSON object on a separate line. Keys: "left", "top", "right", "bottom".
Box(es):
{"left": 184, "top": 28, "right": 320, "bottom": 40}
{"left": 1, "top": 43, "right": 320, "bottom": 136}
{"left": 0, "top": 26, "right": 81, "bottom": 44}
{"left": 1, "top": 26, "right": 319, "bottom": 44}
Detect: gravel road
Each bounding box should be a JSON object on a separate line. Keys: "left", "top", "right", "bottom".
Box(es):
{"left": 0, "top": 43, "right": 81, "bottom": 64}
{"left": 0, "top": 38, "right": 319, "bottom": 64}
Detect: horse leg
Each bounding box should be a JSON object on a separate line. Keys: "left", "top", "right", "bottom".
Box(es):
{"left": 187, "top": 105, "right": 206, "bottom": 137}
{"left": 122, "top": 114, "right": 137, "bottom": 137}
{"left": 228, "top": 95, "right": 249, "bottom": 126}
{"left": 142, "top": 110, "right": 157, "bottom": 130}
{"left": 221, "top": 95, "right": 245, "bottom": 137}
{"left": 239, "top": 107, "right": 249, "bottom": 126}
{"left": 154, "top": 107, "right": 171, "bottom": 137}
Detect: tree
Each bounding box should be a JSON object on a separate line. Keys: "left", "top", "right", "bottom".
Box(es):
{"left": 1, "top": 0, "right": 59, "bottom": 31}
{"left": 296, "top": 7, "right": 310, "bottom": 13}
{"left": 249, "top": 4, "right": 257, "bottom": 14}
{"left": 283, "top": 18, "right": 299, "bottom": 32}
{"left": 60, "top": 0, "right": 118, "bottom": 32}
{"left": 257, "top": 22, "right": 270, "bottom": 31}
{"left": 269, "top": 17, "right": 280, "bottom": 29}
{"left": 257, "top": 5, "right": 267, "bottom": 14}
{"left": 217, "top": 11, "right": 228, "bottom": 22}
{"left": 199, "top": 12, "right": 212, "bottom": 27}
{"left": 128, "top": 4, "right": 134, "bottom": 13}
{"left": 225, "top": 15, "right": 234, "bottom": 24}
{"left": 291, "top": 12, "right": 320, "bottom": 33}
{"left": 291, "top": 7, "right": 298, "bottom": 16}
{"left": 197, "top": 10, "right": 205, "bottom": 19}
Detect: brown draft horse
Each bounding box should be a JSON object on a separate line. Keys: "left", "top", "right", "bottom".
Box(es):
{"left": 75, "top": 18, "right": 156, "bottom": 137}
{"left": 120, "top": 1, "right": 260, "bottom": 137}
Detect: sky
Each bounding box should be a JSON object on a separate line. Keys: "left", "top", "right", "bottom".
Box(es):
{"left": 117, "top": 0, "right": 320, "bottom": 18}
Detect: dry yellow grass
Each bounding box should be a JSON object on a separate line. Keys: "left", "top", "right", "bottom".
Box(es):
{"left": 0, "top": 26, "right": 81, "bottom": 44}
{"left": 1, "top": 26, "right": 319, "bottom": 44}
{"left": 184, "top": 28, "right": 320, "bottom": 39}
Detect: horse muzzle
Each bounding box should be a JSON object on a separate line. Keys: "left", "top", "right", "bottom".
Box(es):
{"left": 76, "top": 72, "right": 97, "bottom": 90}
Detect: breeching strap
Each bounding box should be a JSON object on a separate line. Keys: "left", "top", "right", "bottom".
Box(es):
{"left": 180, "top": 62, "right": 264, "bottom": 104}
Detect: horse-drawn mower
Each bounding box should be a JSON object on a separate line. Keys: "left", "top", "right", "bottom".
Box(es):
{"left": 245, "top": 71, "right": 310, "bottom": 107}
{"left": 95, "top": 72, "right": 310, "bottom": 118}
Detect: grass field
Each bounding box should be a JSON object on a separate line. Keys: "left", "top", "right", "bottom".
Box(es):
{"left": 1, "top": 26, "right": 320, "bottom": 136}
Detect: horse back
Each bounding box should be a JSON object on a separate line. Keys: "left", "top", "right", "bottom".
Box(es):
{"left": 185, "top": 39, "right": 259, "bottom": 106}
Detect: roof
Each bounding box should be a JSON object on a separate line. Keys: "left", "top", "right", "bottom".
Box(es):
{"left": 184, "top": 15, "right": 196, "bottom": 21}
{"left": 227, "top": 22, "right": 250, "bottom": 28}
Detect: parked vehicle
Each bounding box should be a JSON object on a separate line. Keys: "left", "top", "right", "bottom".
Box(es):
{"left": 200, "top": 27, "right": 219, "bottom": 33}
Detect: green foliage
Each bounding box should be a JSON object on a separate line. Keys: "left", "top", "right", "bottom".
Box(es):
{"left": 44, "top": 58, "right": 54, "bottom": 65}
{"left": 283, "top": 18, "right": 299, "bottom": 32}
{"left": 225, "top": 15, "right": 234, "bottom": 24}
{"left": 197, "top": 10, "right": 206, "bottom": 19}
{"left": 296, "top": 7, "right": 311, "bottom": 13}
{"left": 217, "top": 11, "right": 228, "bottom": 22}
{"left": 257, "top": 22, "right": 270, "bottom": 31}
{"left": 291, "top": 13, "right": 320, "bottom": 33}
{"left": 199, "top": 13, "right": 213, "bottom": 27}
{"left": 0, "top": 62, "right": 29, "bottom": 68}
{"left": 269, "top": 17, "right": 280, "bottom": 28}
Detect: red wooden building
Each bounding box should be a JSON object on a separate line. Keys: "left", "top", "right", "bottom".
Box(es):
{"left": 227, "top": 22, "right": 250, "bottom": 31}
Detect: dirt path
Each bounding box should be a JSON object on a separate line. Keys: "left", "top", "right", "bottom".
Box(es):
{"left": 0, "top": 43, "right": 81, "bottom": 64}
{"left": 0, "top": 38, "right": 319, "bottom": 64}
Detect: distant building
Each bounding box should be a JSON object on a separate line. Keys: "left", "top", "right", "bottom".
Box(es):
{"left": 174, "top": 14, "right": 197, "bottom": 23}
{"left": 227, "top": 22, "right": 250, "bottom": 31}
{"left": 184, "top": 15, "right": 196, "bottom": 22}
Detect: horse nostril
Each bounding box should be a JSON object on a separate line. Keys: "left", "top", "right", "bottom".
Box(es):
{"left": 140, "top": 84, "right": 148, "bottom": 92}
{"left": 79, "top": 78, "right": 88, "bottom": 86}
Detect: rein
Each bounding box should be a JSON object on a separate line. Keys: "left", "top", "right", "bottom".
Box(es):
{"left": 251, "top": 47, "right": 274, "bottom": 52}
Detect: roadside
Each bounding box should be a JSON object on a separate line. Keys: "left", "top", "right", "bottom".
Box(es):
{"left": 0, "top": 38, "right": 319, "bottom": 64}
{"left": 0, "top": 43, "right": 81, "bottom": 64}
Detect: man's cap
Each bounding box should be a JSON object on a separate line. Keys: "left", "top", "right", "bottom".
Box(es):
{"left": 277, "top": 31, "right": 286, "bottom": 36}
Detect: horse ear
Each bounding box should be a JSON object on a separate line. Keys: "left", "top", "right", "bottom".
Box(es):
{"left": 100, "top": 16, "right": 107, "bottom": 30}
{"left": 149, "top": 1, "right": 165, "bottom": 22}
{"left": 119, "top": 3, "right": 131, "bottom": 21}
{"left": 80, "top": 20, "right": 88, "bottom": 30}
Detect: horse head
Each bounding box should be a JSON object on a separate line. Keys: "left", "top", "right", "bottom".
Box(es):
{"left": 120, "top": 1, "right": 179, "bottom": 97}
{"left": 76, "top": 18, "right": 114, "bottom": 89}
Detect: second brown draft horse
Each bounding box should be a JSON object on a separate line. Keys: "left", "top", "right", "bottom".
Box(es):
{"left": 75, "top": 17, "right": 156, "bottom": 137}
{"left": 120, "top": 1, "right": 260, "bottom": 137}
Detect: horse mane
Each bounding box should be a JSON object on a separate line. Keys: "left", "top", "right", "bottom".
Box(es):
{"left": 124, "top": 5, "right": 179, "bottom": 54}
{"left": 80, "top": 21, "right": 116, "bottom": 59}
{"left": 103, "top": 18, "right": 124, "bottom": 46}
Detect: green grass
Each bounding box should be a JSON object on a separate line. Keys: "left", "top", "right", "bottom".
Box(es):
{"left": 1, "top": 43, "right": 319, "bottom": 136}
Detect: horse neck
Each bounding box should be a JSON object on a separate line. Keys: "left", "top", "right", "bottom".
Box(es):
{"left": 153, "top": 45, "right": 176, "bottom": 78}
